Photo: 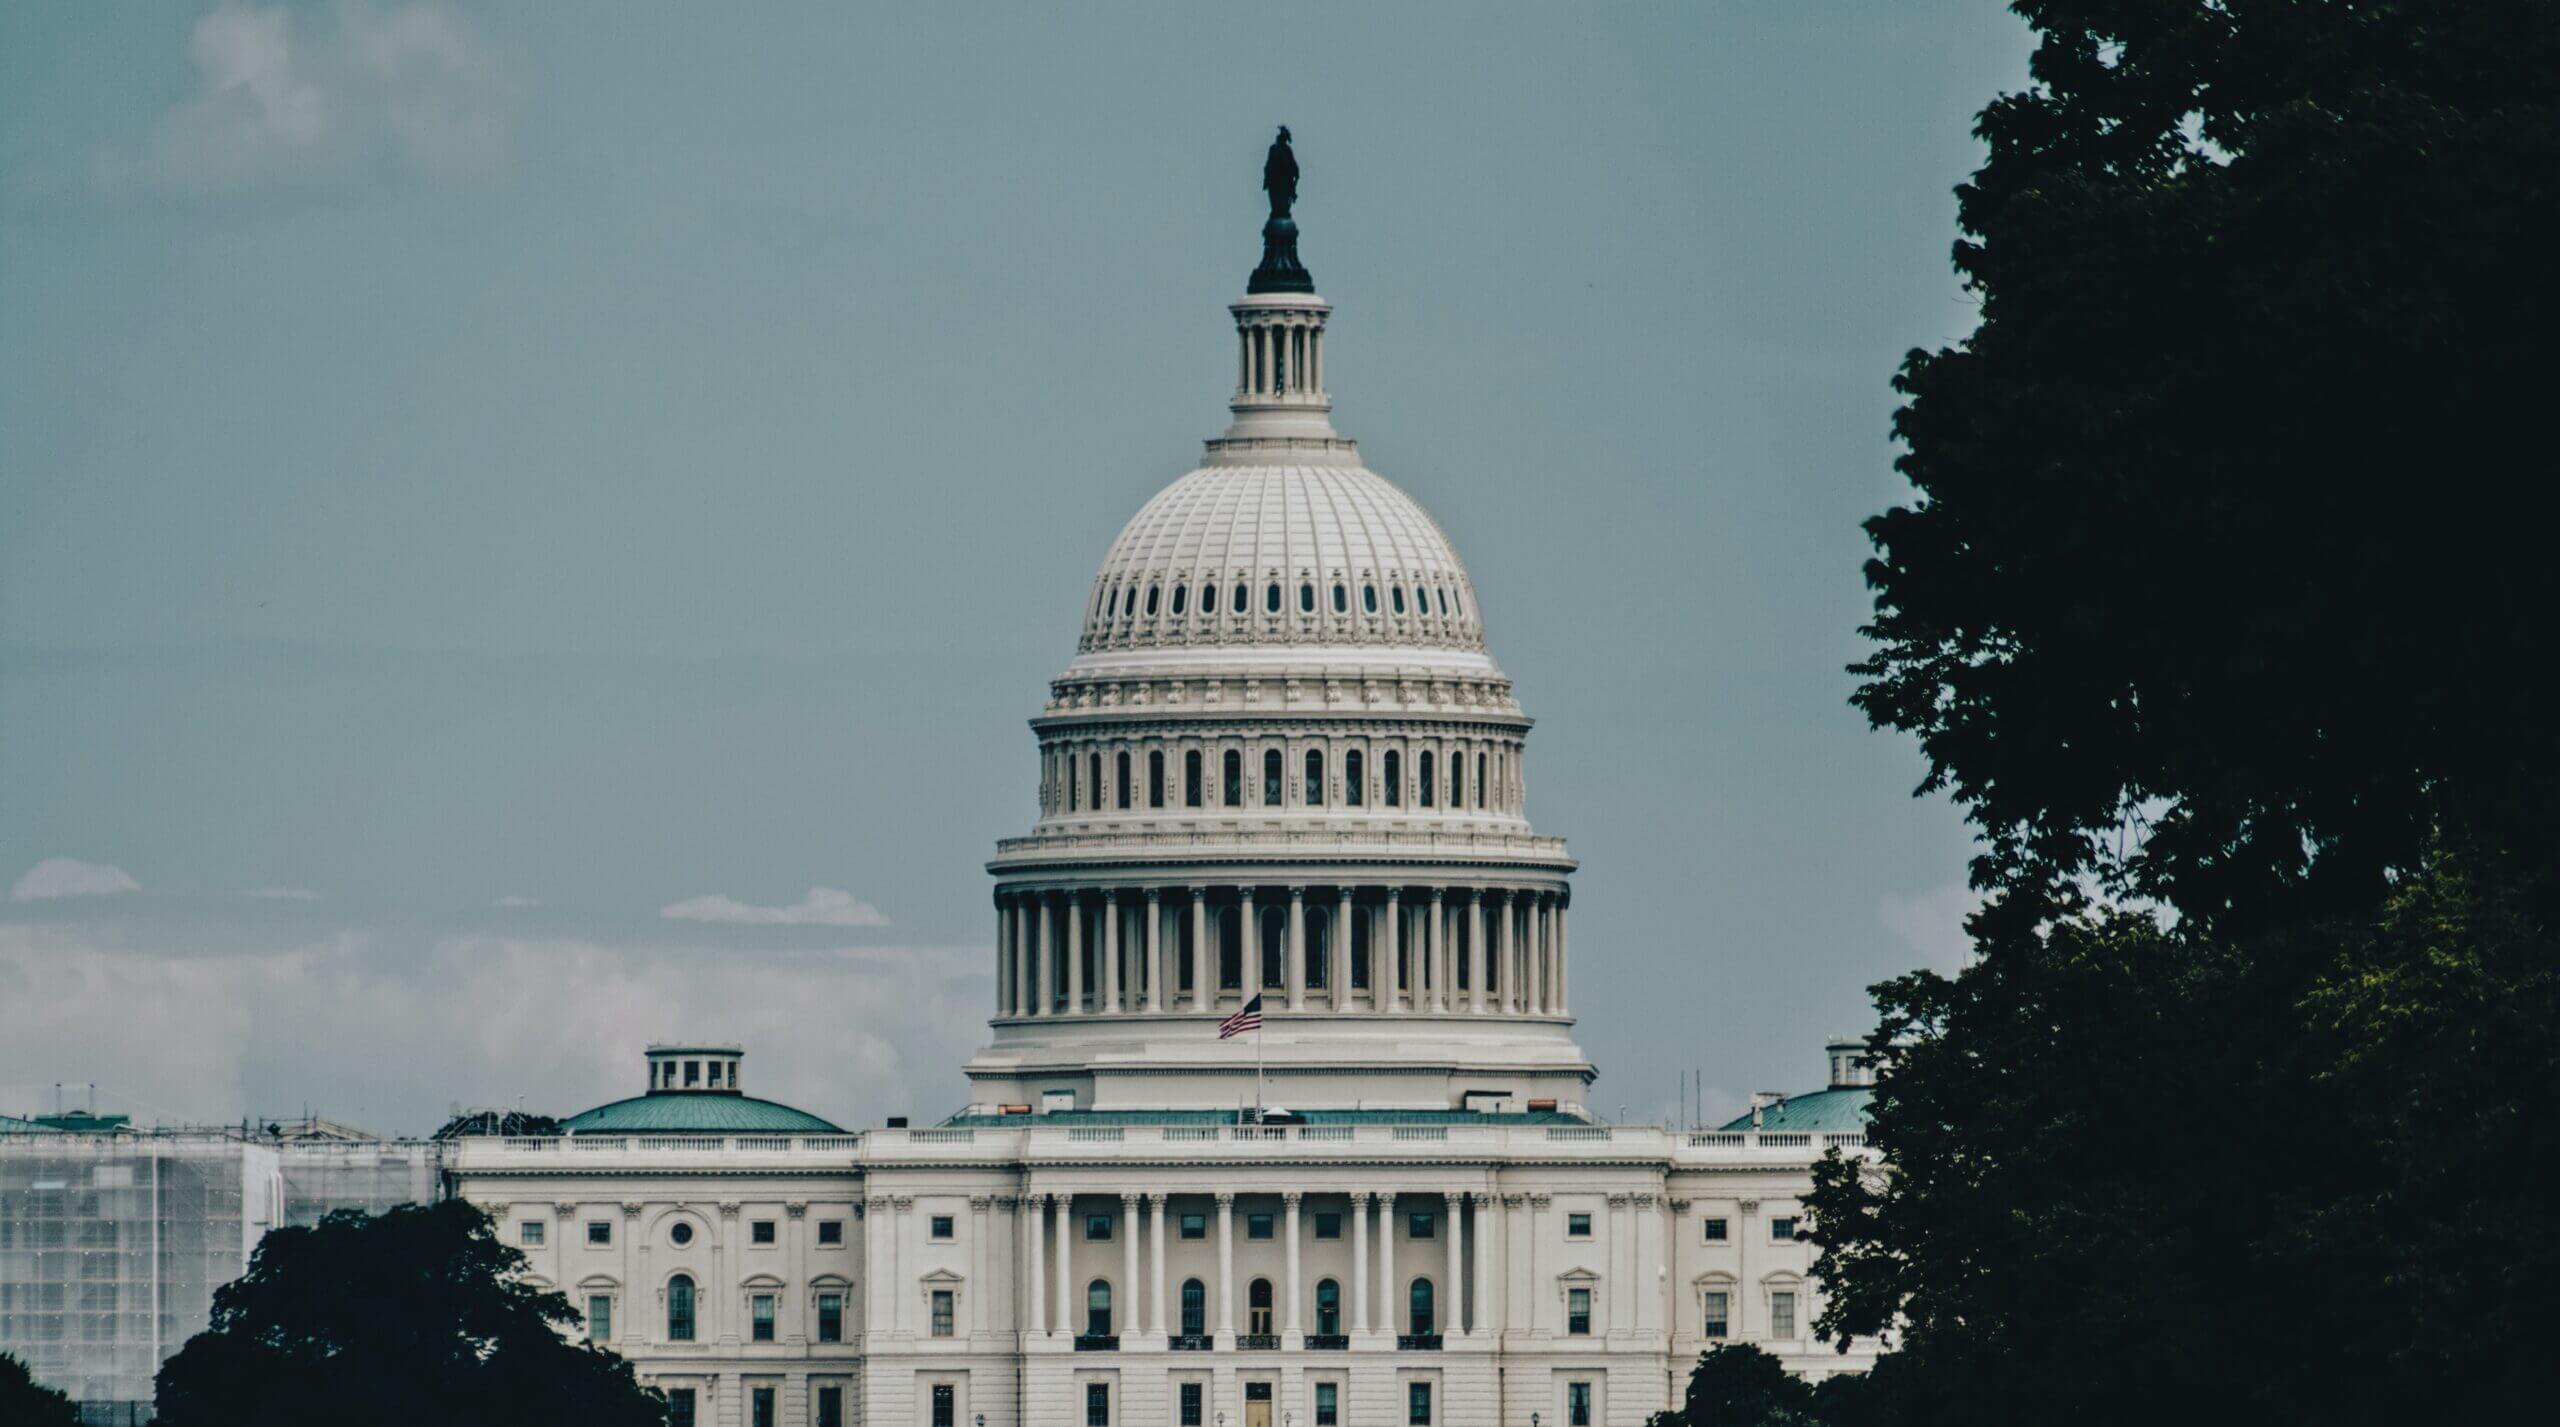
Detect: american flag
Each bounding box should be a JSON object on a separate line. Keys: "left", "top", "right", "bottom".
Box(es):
{"left": 1218, "top": 993, "right": 1264, "bottom": 1040}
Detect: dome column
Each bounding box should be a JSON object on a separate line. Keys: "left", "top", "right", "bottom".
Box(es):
{"left": 1467, "top": 890, "right": 1486, "bottom": 1015}
{"left": 1239, "top": 886, "right": 1259, "bottom": 1004}
{"left": 1034, "top": 895, "right": 1054, "bottom": 1017}
{"left": 994, "top": 894, "right": 1013, "bottom": 1017}
{"left": 1427, "top": 889, "right": 1446, "bottom": 1013}
{"left": 1333, "top": 887, "right": 1353, "bottom": 1009}
{"left": 1496, "top": 889, "right": 1516, "bottom": 1015}
{"left": 1557, "top": 897, "right": 1571, "bottom": 1013}
{"left": 1145, "top": 888, "right": 1165, "bottom": 1013}
{"left": 1383, "top": 889, "right": 1402, "bottom": 1011}
{"left": 1189, "top": 887, "right": 1210, "bottom": 1011}
{"left": 1065, "top": 893, "right": 1085, "bottom": 1016}
{"left": 1286, "top": 886, "right": 1306, "bottom": 1012}
{"left": 1102, "top": 888, "right": 1122, "bottom": 1013}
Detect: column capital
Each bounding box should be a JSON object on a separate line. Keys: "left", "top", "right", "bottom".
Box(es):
{"left": 784, "top": 1202, "right": 808, "bottom": 1218}
{"left": 1103, "top": 886, "right": 1118, "bottom": 904}
{"left": 1498, "top": 887, "right": 1516, "bottom": 905}
{"left": 1469, "top": 887, "right": 1485, "bottom": 904}
{"left": 1146, "top": 1190, "right": 1169, "bottom": 1206}
{"left": 1190, "top": 885, "right": 1207, "bottom": 902}
{"left": 1120, "top": 1190, "right": 1142, "bottom": 1207}
{"left": 1604, "top": 1192, "right": 1632, "bottom": 1208}
{"left": 1289, "top": 885, "right": 1305, "bottom": 902}
{"left": 1667, "top": 1198, "right": 1693, "bottom": 1214}
{"left": 1214, "top": 1190, "right": 1236, "bottom": 1207}
{"left": 717, "top": 1201, "right": 741, "bottom": 1218}
{"left": 1386, "top": 887, "right": 1402, "bottom": 904}
{"left": 621, "top": 1202, "right": 644, "bottom": 1219}
{"left": 1350, "top": 1190, "right": 1374, "bottom": 1207}
{"left": 553, "top": 1202, "right": 577, "bottom": 1218}
{"left": 1239, "top": 885, "right": 1256, "bottom": 903}
{"left": 1527, "top": 1193, "right": 1553, "bottom": 1209}
{"left": 1428, "top": 887, "right": 1445, "bottom": 904}
{"left": 1631, "top": 1193, "right": 1658, "bottom": 1210}
{"left": 1499, "top": 1193, "right": 1528, "bottom": 1207}
{"left": 1281, "top": 1190, "right": 1303, "bottom": 1207}
{"left": 1146, "top": 887, "right": 1162, "bottom": 904}
{"left": 968, "top": 1196, "right": 995, "bottom": 1211}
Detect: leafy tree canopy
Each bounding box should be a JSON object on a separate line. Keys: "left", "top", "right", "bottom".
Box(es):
{"left": 153, "top": 1200, "right": 664, "bottom": 1427}
{"left": 0, "top": 1351, "right": 81, "bottom": 1427}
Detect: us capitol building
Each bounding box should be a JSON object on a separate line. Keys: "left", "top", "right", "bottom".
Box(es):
{"left": 3, "top": 138, "right": 1878, "bottom": 1427}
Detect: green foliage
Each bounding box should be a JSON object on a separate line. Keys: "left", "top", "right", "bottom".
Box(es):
{"left": 0, "top": 1351, "right": 82, "bottom": 1427}
{"left": 153, "top": 1199, "right": 664, "bottom": 1427}
{"left": 1648, "top": 1344, "right": 1815, "bottom": 1427}
{"left": 1825, "top": 2, "right": 2560, "bottom": 1423}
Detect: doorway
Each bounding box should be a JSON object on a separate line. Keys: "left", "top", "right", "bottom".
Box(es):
{"left": 1244, "top": 1380, "right": 1273, "bottom": 1427}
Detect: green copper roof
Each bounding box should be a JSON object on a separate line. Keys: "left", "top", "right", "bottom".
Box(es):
{"left": 564, "top": 1094, "right": 841, "bottom": 1135}
{"left": 0, "top": 1114, "right": 63, "bottom": 1134}
{"left": 1719, "top": 1086, "right": 1874, "bottom": 1134}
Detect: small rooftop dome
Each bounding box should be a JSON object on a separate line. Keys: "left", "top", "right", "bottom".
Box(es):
{"left": 565, "top": 1044, "right": 842, "bottom": 1136}
{"left": 645, "top": 1044, "right": 745, "bottom": 1095}
{"left": 1825, "top": 1037, "right": 1876, "bottom": 1090}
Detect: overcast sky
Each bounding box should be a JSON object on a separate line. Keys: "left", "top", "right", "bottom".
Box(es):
{"left": 1, "top": 2, "right": 2033, "bottom": 1135}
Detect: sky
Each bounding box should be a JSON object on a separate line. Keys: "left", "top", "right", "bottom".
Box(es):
{"left": 0, "top": 2, "right": 2034, "bottom": 1136}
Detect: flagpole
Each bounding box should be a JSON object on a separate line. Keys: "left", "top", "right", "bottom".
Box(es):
{"left": 1255, "top": 1001, "right": 1265, "bottom": 1121}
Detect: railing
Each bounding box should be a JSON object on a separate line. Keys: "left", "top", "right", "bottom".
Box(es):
{"left": 1074, "top": 1334, "right": 1119, "bottom": 1352}
{"left": 1296, "top": 1126, "right": 1353, "bottom": 1141}
{"left": 1168, "top": 1334, "right": 1214, "bottom": 1351}
{"left": 1758, "top": 1132, "right": 1812, "bottom": 1148}
{"left": 1230, "top": 1126, "right": 1288, "bottom": 1141}
{"left": 1236, "top": 1333, "right": 1280, "bottom": 1351}
{"left": 1397, "top": 1333, "right": 1443, "bottom": 1351}
{"left": 1067, "top": 1127, "right": 1125, "bottom": 1142}
{"left": 1687, "top": 1132, "right": 1747, "bottom": 1147}
{"left": 732, "top": 1137, "right": 791, "bottom": 1150}
{"left": 994, "top": 828, "right": 1573, "bottom": 857}
{"left": 1826, "top": 1132, "right": 1867, "bottom": 1148}
{"left": 1165, "top": 1127, "right": 1220, "bottom": 1142}
{"left": 1305, "top": 1333, "right": 1349, "bottom": 1350}
{"left": 636, "top": 1137, "right": 726, "bottom": 1150}
{"left": 1545, "top": 1126, "right": 1612, "bottom": 1141}
{"left": 908, "top": 1128, "right": 976, "bottom": 1144}
{"left": 483, "top": 1133, "right": 863, "bottom": 1155}
{"left": 1390, "top": 1127, "right": 1447, "bottom": 1142}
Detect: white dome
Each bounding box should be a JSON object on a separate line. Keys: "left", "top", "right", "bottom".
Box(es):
{"left": 1076, "top": 462, "right": 1486, "bottom": 657}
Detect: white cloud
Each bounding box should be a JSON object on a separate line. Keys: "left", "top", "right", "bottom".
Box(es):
{"left": 12, "top": 858, "right": 142, "bottom": 902}
{"left": 661, "top": 887, "right": 890, "bottom": 928}
{"left": 100, "top": 1, "right": 521, "bottom": 193}
{"left": 238, "top": 886, "right": 321, "bottom": 901}
{"left": 1877, "top": 882, "right": 1983, "bottom": 972}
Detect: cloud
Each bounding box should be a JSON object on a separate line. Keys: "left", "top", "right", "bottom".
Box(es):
{"left": 12, "top": 858, "right": 143, "bottom": 902}
{"left": 1877, "top": 882, "right": 1983, "bottom": 972}
{"left": 661, "top": 887, "right": 890, "bottom": 928}
{"left": 98, "top": 1, "right": 521, "bottom": 193}
{"left": 238, "top": 886, "right": 321, "bottom": 901}
{"left": 494, "top": 895, "right": 541, "bottom": 908}
{"left": 0, "top": 921, "right": 988, "bottom": 1134}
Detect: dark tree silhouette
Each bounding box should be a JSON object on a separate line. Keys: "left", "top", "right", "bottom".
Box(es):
{"left": 153, "top": 1200, "right": 664, "bottom": 1427}
{"left": 0, "top": 1352, "right": 81, "bottom": 1427}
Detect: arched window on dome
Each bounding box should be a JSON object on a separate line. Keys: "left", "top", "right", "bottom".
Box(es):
{"left": 1091, "top": 753, "right": 1105, "bottom": 812}
{"left": 668, "top": 1275, "right": 696, "bottom": 1342}
{"left": 1476, "top": 753, "right": 1487, "bottom": 810}
{"left": 1414, "top": 586, "right": 1429, "bottom": 617}
{"left": 1185, "top": 750, "right": 1202, "bottom": 808}
{"left": 1331, "top": 583, "right": 1347, "bottom": 613}
{"left": 1202, "top": 582, "right": 1217, "bottom": 615}
{"left": 1233, "top": 582, "right": 1248, "bottom": 615}
{"left": 1260, "top": 904, "right": 1286, "bottom": 988}
{"left": 1105, "top": 586, "right": 1119, "bottom": 620}
{"left": 1218, "top": 907, "right": 1242, "bottom": 990}
{"left": 1305, "top": 749, "right": 1324, "bottom": 806}
{"left": 1345, "top": 750, "right": 1364, "bottom": 807}
{"left": 1450, "top": 752, "right": 1464, "bottom": 808}
{"left": 1223, "top": 749, "right": 1243, "bottom": 807}
{"left": 1437, "top": 587, "right": 1451, "bottom": 617}
{"left": 1148, "top": 750, "right": 1165, "bottom": 809}
{"left": 1419, "top": 751, "right": 1436, "bottom": 807}
{"left": 1172, "top": 583, "right": 1187, "bottom": 615}
{"left": 1392, "top": 585, "right": 1407, "bottom": 615}
{"left": 1144, "top": 585, "right": 1159, "bottom": 617}
{"left": 1116, "top": 751, "right": 1132, "bottom": 810}
{"left": 1066, "top": 754, "right": 1079, "bottom": 811}
{"left": 1384, "top": 750, "right": 1402, "bottom": 807}
{"left": 1263, "top": 749, "right": 1283, "bottom": 807}
{"left": 1363, "top": 584, "right": 1378, "bottom": 614}
{"left": 1453, "top": 590, "right": 1465, "bottom": 618}
{"left": 1299, "top": 582, "right": 1315, "bottom": 614}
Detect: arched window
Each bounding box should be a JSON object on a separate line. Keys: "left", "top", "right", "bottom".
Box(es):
{"left": 1305, "top": 749, "right": 1325, "bottom": 806}
{"left": 1419, "top": 751, "right": 1436, "bottom": 807}
{"left": 1384, "top": 750, "right": 1402, "bottom": 807}
{"left": 1350, "top": 907, "right": 1371, "bottom": 988}
{"left": 1086, "top": 1279, "right": 1113, "bottom": 1338}
{"left": 1089, "top": 753, "right": 1103, "bottom": 811}
{"left": 1452, "top": 590, "right": 1465, "bottom": 618}
{"left": 1307, "top": 906, "right": 1329, "bottom": 988}
{"left": 1248, "top": 1278, "right": 1275, "bottom": 1336}
{"left": 1450, "top": 754, "right": 1463, "bottom": 807}
{"left": 1331, "top": 583, "right": 1347, "bottom": 613}
{"left": 1392, "top": 585, "right": 1408, "bottom": 615}
{"left": 1203, "top": 583, "right": 1218, "bottom": 615}
{"left": 668, "top": 1274, "right": 696, "bottom": 1342}
{"left": 1172, "top": 583, "right": 1187, "bottom": 615}
{"left": 1299, "top": 582, "right": 1315, "bottom": 613}
{"left": 1223, "top": 749, "right": 1243, "bottom": 807}
{"left": 1145, "top": 586, "right": 1160, "bottom": 616}
{"left": 1218, "top": 907, "right": 1243, "bottom": 989}
{"left": 1184, "top": 750, "right": 1203, "bottom": 808}
{"left": 1436, "top": 587, "right": 1450, "bottom": 617}
{"left": 1105, "top": 587, "right": 1119, "bottom": 620}
{"left": 1408, "top": 1278, "right": 1435, "bottom": 1337}
{"left": 1476, "top": 753, "right": 1487, "bottom": 809}
{"left": 1414, "top": 586, "right": 1429, "bottom": 616}
{"left": 1260, "top": 904, "right": 1286, "bottom": 988}
{"left": 1263, "top": 749, "right": 1283, "bottom": 806}
{"left": 1067, "top": 755, "right": 1080, "bottom": 811}
{"left": 1316, "top": 1278, "right": 1342, "bottom": 1336}
{"left": 1116, "top": 751, "right": 1132, "bottom": 810}
{"left": 1148, "top": 751, "right": 1165, "bottom": 808}
{"left": 1363, "top": 584, "right": 1378, "bottom": 613}
{"left": 1345, "top": 750, "right": 1365, "bottom": 806}
{"left": 1233, "top": 582, "right": 1248, "bottom": 614}
{"left": 1265, "top": 582, "right": 1282, "bottom": 614}
{"left": 1180, "top": 1278, "right": 1206, "bottom": 1337}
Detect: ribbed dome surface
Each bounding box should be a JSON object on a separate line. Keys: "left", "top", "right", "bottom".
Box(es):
{"left": 1077, "top": 463, "right": 1485, "bottom": 655}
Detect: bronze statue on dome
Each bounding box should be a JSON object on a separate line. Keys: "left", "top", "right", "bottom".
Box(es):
{"left": 1263, "top": 125, "right": 1299, "bottom": 220}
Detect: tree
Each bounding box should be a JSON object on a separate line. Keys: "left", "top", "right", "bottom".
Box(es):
{"left": 1818, "top": 2, "right": 2560, "bottom": 1423}
{"left": 154, "top": 1199, "right": 665, "bottom": 1427}
{"left": 1647, "top": 1344, "right": 1816, "bottom": 1427}
{"left": 0, "top": 1352, "right": 80, "bottom": 1427}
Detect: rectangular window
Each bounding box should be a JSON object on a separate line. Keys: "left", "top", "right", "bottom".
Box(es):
{"left": 1703, "top": 1290, "right": 1730, "bottom": 1338}
{"left": 1150, "top": 750, "right": 1165, "bottom": 808}
{"left": 751, "top": 1387, "right": 775, "bottom": 1427}
{"left": 1567, "top": 1286, "right": 1592, "bottom": 1335}
{"left": 1567, "top": 1212, "right": 1592, "bottom": 1238}
{"left": 751, "top": 1219, "right": 776, "bottom": 1245}
{"left": 817, "top": 1386, "right": 844, "bottom": 1427}
{"left": 1087, "top": 1213, "right": 1114, "bottom": 1241}
{"left": 585, "top": 1294, "right": 611, "bottom": 1341}
{"left": 1569, "top": 1381, "right": 1593, "bottom": 1427}
{"left": 1314, "top": 1211, "right": 1342, "bottom": 1240}
{"left": 668, "top": 1389, "right": 697, "bottom": 1427}
{"left": 518, "top": 1220, "right": 544, "bottom": 1246}
{"left": 586, "top": 1220, "right": 611, "bottom": 1246}
{"left": 818, "top": 1219, "right": 845, "bottom": 1245}
{"left": 931, "top": 1384, "right": 955, "bottom": 1427}
{"left": 1408, "top": 1381, "right": 1434, "bottom": 1426}
{"left": 817, "top": 1292, "right": 843, "bottom": 1343}
{"left": 931, "top": 1214, "right": 955, "bottom": 1240}
{"left": 1771, "top": 1291, "right": 1797, "bottom": 1339}
{"left": 1408, "top": 1211, "right": 1436, "bottom": 1240}
{"left": 1316, "top": 1381, "right": 1340, "bottom": 1425}
{"left": 1770, "top": 1216, "right": 1798, "bottom": 1242}
{"left": 1085, "top": 1381, "right": 1110, "bottom": 1427}
{"left": 751, "top": 1294, "right": 776, "bottom": 1342}
{"left": 1703, "top": 1217, "right": 1728, "bottom": 1242}
{"left": 1180, "top": 1382, "right": 1204, "bottom": 1427}
{"left": 1180, "top": 1213, "right": 1207, "bottom": 1240}
{"left": 1248, "top": 1212, "right": 1274, "bottom": 1240}
{"left": 932, "top": 1289, "right": 955, "bottom": 1338}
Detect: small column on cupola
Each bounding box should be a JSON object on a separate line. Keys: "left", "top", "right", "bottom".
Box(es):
{"left": 1226, "top": 125, "right": 1339, "bottom": 442}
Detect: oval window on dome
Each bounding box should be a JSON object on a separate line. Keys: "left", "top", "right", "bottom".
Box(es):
{"left": 1299, "top": 583, "right": 1315, "bottom": 613}
{"left": 1413, "top": 586, "right": 1429, "bottom": 616}
{"left": 1202, "top": 583, "right": 1218, "bottom": 614}
{"left": 1391, "top": 586, "right": 1407, "bottom": 615}
{"left": 1451, "top": 590, "right": 1465, "bottom": 618}
{"left": 1171, "top": 583, "right": 1187, "bottom": 615}
{"left": 1331, "top": 583, "right": 1347, "bottom": 613}
{"left": 1436, "top": 587, "right": 1450, "bottom": 617}
{"left": 1266, "top": 583, "right": 1282, "bottom": 614}
{"left": 1362, "top": 584, "right": 1378, "bottom": 614}
{"left": 1145, "top": 585, "right": 1160, "bottom": 616}
{"left": 1105, "top": 587, "right": 1119, "bottom": 620}
{"left": 1235, "top": 583, "right": 1249, "bottom": 614}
